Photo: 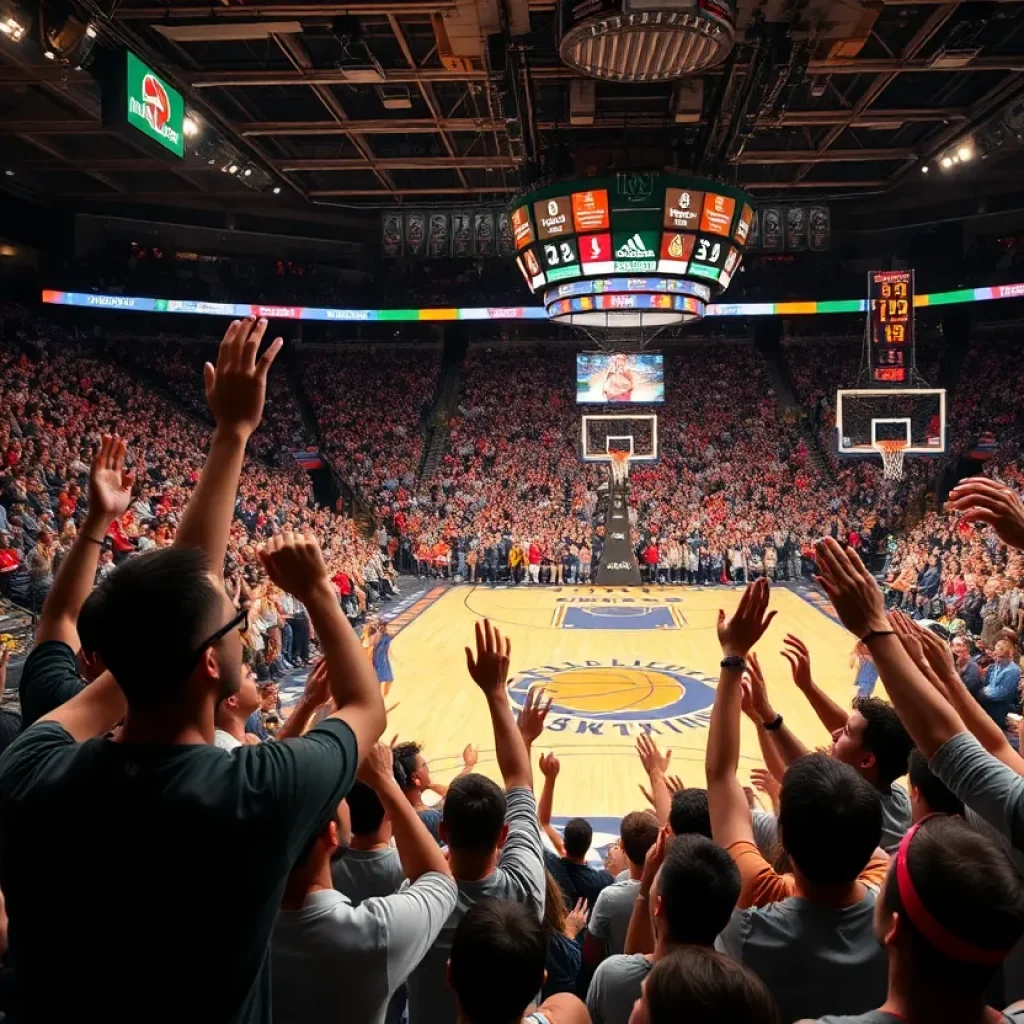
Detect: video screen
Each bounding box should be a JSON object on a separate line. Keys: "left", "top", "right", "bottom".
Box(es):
{"left": 576, "top": 353, "right": 665, "bottom": 404}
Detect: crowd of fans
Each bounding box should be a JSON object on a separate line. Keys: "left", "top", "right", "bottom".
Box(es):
{"left": 2, "top": 315, "right": 1024, "bottom": 1023}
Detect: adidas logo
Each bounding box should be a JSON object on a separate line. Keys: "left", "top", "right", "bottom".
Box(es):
{"left": 615, "top": 233, "right": 655, "bottom": 259}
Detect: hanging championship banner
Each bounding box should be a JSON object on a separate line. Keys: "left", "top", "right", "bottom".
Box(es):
{"left": 785, "top": 207, "right": 807, "bottom": 252}
{"left": 381, "top": 213, "right": 403, "bottom": 257}
{"left": 760, "top": 207, "right": 783, "bottom": 252}
{"left": 474, "top": 212, "right": 495, "bottom": 257}
{"left": 427, "top": 213, "right": 449, "bottom": 258}
{"left": 451, "top": 212, "right": 473, "bottom": 257}
{"left": 405, "top": 213, "right": 426, "bottom": 258}
{"left": 497, "top": 211, "right": 515, "bottom": 254}
{"left": 747, "top": 208, "right": 760, "bottom": 248}
{"left": 809, "top": 206, "right": 830, "bottom": 252}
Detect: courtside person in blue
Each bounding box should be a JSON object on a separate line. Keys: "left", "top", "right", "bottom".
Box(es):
{"left": 0, "top": 318, "right": 387, "bottom": 1024}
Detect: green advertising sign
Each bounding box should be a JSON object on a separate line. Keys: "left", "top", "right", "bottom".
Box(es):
{"left": 125, "top": 51, "right": 184, "bottom": 157}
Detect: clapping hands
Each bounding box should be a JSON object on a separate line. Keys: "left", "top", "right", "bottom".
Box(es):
{"left": 717, "top": 578, "right": 777, "bottom": 659}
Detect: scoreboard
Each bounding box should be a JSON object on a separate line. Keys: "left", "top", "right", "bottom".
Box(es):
{"left": 868, "top": 270, "right": 915, "bottom": 385}
{"left": 510, "top": 174, "right": 753, "bottom": 325}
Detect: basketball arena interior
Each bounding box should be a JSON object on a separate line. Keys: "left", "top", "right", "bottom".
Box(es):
{"left": 3, "top": 1, "right": 1024, "bottom": 1020}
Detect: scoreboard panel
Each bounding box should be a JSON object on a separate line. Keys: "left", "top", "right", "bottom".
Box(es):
{"left": 868, "top": 270, "right": 915, "bottom": 386}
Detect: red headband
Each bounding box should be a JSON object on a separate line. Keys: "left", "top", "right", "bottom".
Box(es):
{"left": 895, "top": 821, "right": 1010, "bottom": 966}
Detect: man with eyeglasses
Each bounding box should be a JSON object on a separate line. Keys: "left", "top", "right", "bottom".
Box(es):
{"left": 0, "top": 318, "right": 388, "bottom": 1024}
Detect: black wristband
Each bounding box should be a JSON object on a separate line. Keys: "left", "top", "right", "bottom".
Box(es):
{"left": 861, "top": 629, "right": 895, "bottom": 644}
{"left": 763, "top": 714, "right": 784, "bottom": 732}
{"left": 720, "top": 656, "right": 747, "bottom": 671}
{"left": 81, "top": 534, "right": 105, "bottom": 546}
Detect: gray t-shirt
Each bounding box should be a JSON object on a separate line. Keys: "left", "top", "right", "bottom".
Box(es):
{"left": 588, "top": 878, "right": 641, "bottom": 958}
{"left": 586, "top": 953, "right": 651, "bottom": 1024}
{"left": 332, "top": 847, "right": 405, "bottom": 907}
{"left": 753, "top": 785, "right": 910, "bottom": 856}
{"left": 406, "top": 787, "right": 546, "bottom": 1024}
{"left": 271, "top": 873, "right": 457, "bottom": 1024}
{"left": 717, "top": 890, "right": 888, "bottom": 1023}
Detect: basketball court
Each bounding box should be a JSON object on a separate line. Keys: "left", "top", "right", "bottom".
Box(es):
{"left": 381, "top": 582, "right": 863, "bottom": 820}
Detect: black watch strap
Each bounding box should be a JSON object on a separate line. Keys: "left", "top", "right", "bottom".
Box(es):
{"left": 763, "top": 714, "right": 784, "bottom": 732}
{"left": 720, "top": 656, "right": 747, "bottom": 671}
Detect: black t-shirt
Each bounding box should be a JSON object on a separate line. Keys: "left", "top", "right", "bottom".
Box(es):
{"left": 544, "top": 849, "right": 613, "bottom": 910}
{"left": 0, "top": 717, "right": 359, "bottom": 1023}
{"left": 18, "top": 641, "right": 85, "bottom": 730}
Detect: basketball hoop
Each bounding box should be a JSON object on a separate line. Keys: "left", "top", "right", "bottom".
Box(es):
{"left": 873, "top": 439, "right": 907, "bottom": 481}
{"left": 608, "top": 450, "right": 631, "bottom": 485}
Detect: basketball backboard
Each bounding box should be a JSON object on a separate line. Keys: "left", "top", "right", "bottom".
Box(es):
{"left": 581, "top": 414, "right": 659, "bottom": 462}
{"left": 835, "top": 388, "right": 946, "bottom": 459}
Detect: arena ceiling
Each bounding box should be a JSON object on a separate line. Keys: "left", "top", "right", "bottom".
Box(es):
{"left": 2, "top": 0, "right": 1024, "bottom": 231}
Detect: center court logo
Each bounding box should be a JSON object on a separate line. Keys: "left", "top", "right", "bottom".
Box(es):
{"left": 507, "top": 662, "right": 717, "bottom": 736}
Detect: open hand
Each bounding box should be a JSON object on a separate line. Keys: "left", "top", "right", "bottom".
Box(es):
{"left": 750, "top": 767, "right": 781, "bottom": 802}
{"left": 636, "top": 734, "right": 671, "bottom": 777}
{"left": 88, "top": 433, "right": 135, "bottom": 522}
{"left": 814, "top": 538, "right": 889, "bottom": 639}
{"left": 462, "top": 744, "right": 479, "bottom": 770}
{"left": 947, "top": 477, "right": 1024, "bottom": 551}
{"left": 204, "top": 317, "right": 283, "bottom": 438}
{"left": 565, "top": 898, "right": 589, "bottom": 940}
{"left": 718, "top": 578, "right": 777, "bottom": 658}
{"left": 640, "top": 825, "right": 671, "bottom": 893}
{"left": 257, "top": 531, "right": 331, "bottom": 601}
{"left": 746, "top": 651, "right": 775, "bottom": 722}
{"left": 465, "top": 619, "right": 511, "bottom": 698}
{"left": 301, "top": 658, "right": 332, "bottom": 708}
{"left": 517, "top": 686, "right": 553, "bottom": 745}
{"left": 781, "top": 634, "right": 813, "bottom": 691}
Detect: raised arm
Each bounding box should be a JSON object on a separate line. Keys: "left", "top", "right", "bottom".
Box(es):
{"left": 35, "top": 434, "right": 134, "bottom": 648}
{"left": 781, "top": 634, "right": 849, "bottom": 735}
{"left": 174, "top": 318, "right": 282, "bottom": 577}
{"left": 706, "top": 579, "right": 777, "bottom": 849}
{"left": 275, "top": 658, "right": 332, "bottom": 740}
{"left": 428, "top": 744, "right": 478, "bottom": 799}
{"left": 465, "top": 619, "right": 533, "bottom": 791}
{"left": 946, "top": 477, "right": 1024, "bottom": 551}
{"left": 538, "top": 752, "right": 566, "bottom": 855}
{"left": 636, "top": 734, "right": 672, "bottom": 826}
{"left": 624, "top": 825, "right": 668, "bottom": 956}
{"left": 744, "top": 651, "right": 810, "bottom": 772}
{"left": 814, "top": 537, "right": 965, "bottom": 758}
{"left": 360, "top": 742, "right": 452, "bottom": 881}
{"left": 258, "top": 532, "right": 385, "bottom": 761}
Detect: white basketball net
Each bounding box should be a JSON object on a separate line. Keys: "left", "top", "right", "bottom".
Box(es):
{"left": 608, "top": 451, "right": 631, "bottom": 486}
{"left": 873, "top": 439, "right": 907, "bottom": 481}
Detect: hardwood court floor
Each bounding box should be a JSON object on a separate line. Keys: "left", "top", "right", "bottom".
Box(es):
{"left": 384, "top": 583, "right": 865, "bottom": 820}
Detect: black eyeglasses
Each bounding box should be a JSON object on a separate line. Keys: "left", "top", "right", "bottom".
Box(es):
{"left": 186, "top": 604, "right": 249, "bottom": 669}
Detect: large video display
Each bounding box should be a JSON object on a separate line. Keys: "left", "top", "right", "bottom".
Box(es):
{"left": 576, "top": 353, "right": 665, "bottom": 405}
{"left": 510, "top": 174, "right": 753, "bottom": 300}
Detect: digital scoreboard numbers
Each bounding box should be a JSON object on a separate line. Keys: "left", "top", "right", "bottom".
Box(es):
{"left": 868, "top": 270, "right": 915, "bottom": 385}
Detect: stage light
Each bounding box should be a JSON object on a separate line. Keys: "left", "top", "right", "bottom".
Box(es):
{"left": 183, "top": 116, "right": 199, "bottom": 138}
{"left": 228, "top": 164, "right": 239, "bottom": 175}
{"left": 921, "top": 164, "right": 929, "bottom": 173}
{"left": 4, "top": 169, "right": 13, "bottom": 177}
{"left": 958, "top": 145, "right": 973, "bottom": 162}
{"left": 941, "top": 156, "right": 953, "bottom": 169}
{"left": 272, "top": 186, "right": 281, "bottom": 194}
{"left": 243, "top": 167, "right": 252, "bottom": 177}
{"left": 43, "top": 48, "right": 55, "bottom": 59}
{"left": 0, "top": 16, "right": 26, "bottom": 41}
{"left": 85, "top": 24, "right": 96, "bottom": 38}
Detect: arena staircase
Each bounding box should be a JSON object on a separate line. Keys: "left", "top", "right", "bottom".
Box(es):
{"left": 417, "top": 342, "right": 466, "bottom": 484}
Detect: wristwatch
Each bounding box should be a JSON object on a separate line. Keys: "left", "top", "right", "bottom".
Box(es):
{"left": 720, "top": 656, "right": 747, "bottom": 671}
{"left": 763, "top": 714, "right": 784, "bottom": 732}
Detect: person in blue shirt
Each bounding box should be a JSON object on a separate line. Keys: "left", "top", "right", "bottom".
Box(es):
{"left": 977, "top": 639, "right": 1022, "bottom": 736}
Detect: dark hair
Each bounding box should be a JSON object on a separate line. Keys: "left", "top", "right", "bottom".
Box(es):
{"left": 669, "top": 788, "right": 713, "bottom": 839}
{"left": 449, "top": 899, "right": 546, "bottom": 1024}
{"left": 80, "top": 547, "right": 222, "bottom": 708}
{"left": 346, "top": 780, "right": 386, "bottom": 836}
{"left": 882, "top": 815, "right": 1024, "bottom": 990}
{"left": 443, "top": 774, "right": 507, "bottom": 855}
{"left": 643, "top": 946, "right": 781, "bottom": 1024}
{"left": 541, "top": 870, "right": 568, "bottom": 935}
{"left": 392, "top": 741, "right": 422, "bottom": 790}
{"left": 855, "top": 697, "right": 914, "bottom": 789}
{"left": 563, "top": 817, "right": 592, "bottom": 859}
{"left": 620, "top": 810, "right": 660, "bottom": 867}
{"left": 908, "top": 748, "right": 964, "bottom": 817}
{"left": 778, "top": 754, "right": 882, "bottom": 884}
{"left": 658, "top": 835, "right": 740, "bottom": 945}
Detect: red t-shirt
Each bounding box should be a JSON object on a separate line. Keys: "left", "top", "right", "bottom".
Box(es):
{"left": 528, "top": 544, "right": 542, "bottom": 565}
{"left": 332, "top": 572, "right": 352, "bottom": 596}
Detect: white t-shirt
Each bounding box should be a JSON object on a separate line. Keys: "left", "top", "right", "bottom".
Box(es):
{"left": 213, "top": 729, "right": 241, "bottom": 751}
{"left": 271, "top": 874, "right": 457, "bottom": 1024}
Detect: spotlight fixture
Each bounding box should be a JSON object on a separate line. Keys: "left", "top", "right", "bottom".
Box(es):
{"left": 43, "top": 48, "right": 55, "bottom": 59}
{"left": 243, "top": 168, "right": 252, "bottom": 177}
{"left": 957, "top": 145, "right": 973, "bottom": 161}
{"left": 940, "top": 156, "right": 953, "bottom": 169}
{"left": 272, "top": 186, "right": 281, "bottom": 194}
{"left": 85, "top": 24, "right": 96, "bottom": 38}
{"left": 0, "top": 16, "right": 26, "bottom": 41}
{"left": 183, "top": 116, "right": 199, "bottom": 138}
{"left": 921, "top": 164, "right": 929, "bottom": 173}
{"left": 4, "top": 169, "right": 13, "bottom": 177}
{"left": 228, "top": 164, "right": 239, "bottom": 175}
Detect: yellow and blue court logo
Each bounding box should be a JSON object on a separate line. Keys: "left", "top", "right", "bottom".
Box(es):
{"left": 508, "top": 661, "right": 716, "bottom": 736}
{"left": 551, "top": 595, "right": 687, "bottom": 630}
